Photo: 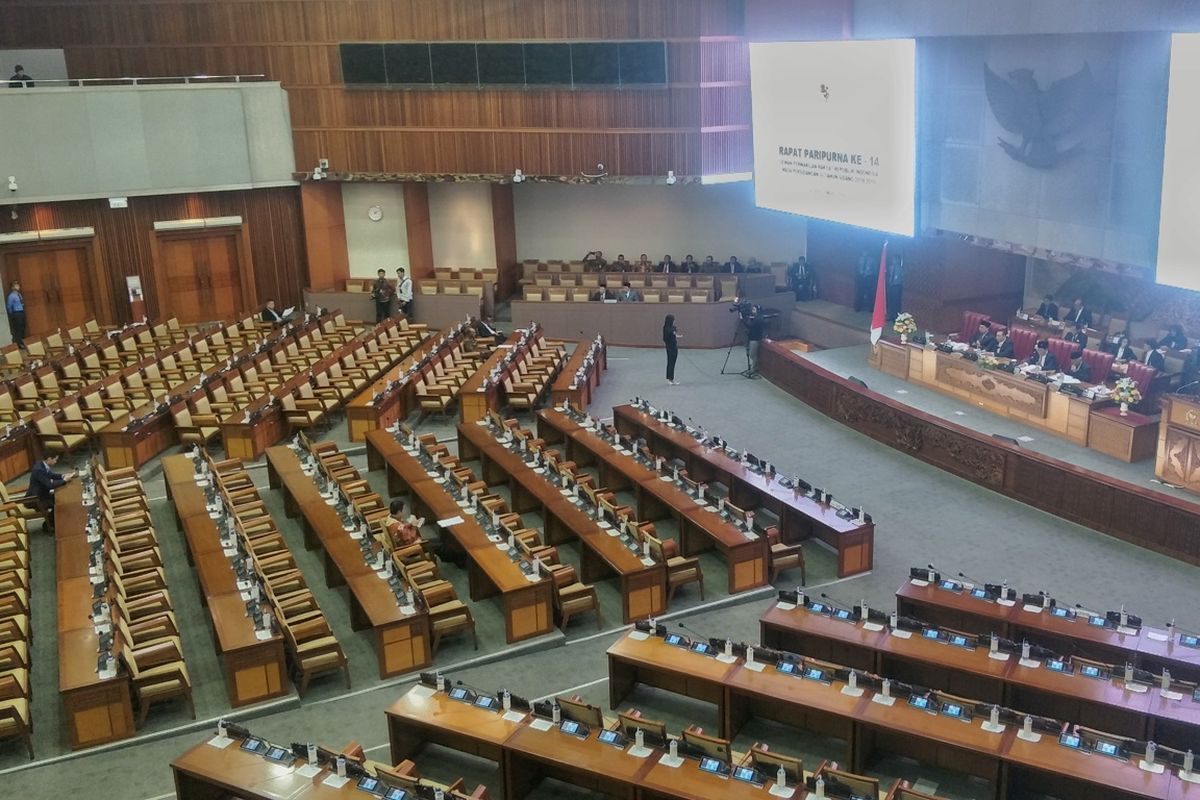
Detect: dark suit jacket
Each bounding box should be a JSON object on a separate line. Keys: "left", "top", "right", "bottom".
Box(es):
{"left": 1159, "top": 332, "right": 1189, "bottom": 350}
{"left": 657, "top": 260, "right": 677, "bottom": 273}
{"left": 1143, "top": 350, "right": 1166, "bottom": 371}
{"left": 1112, "top": 345, "right": 1136, "bottom": 362}
{"left": 725, "top": 261, "right": 745, "bottom": 274}
{"left": 261, "top": 308, "right": 282, "bottom": 323}
{"left": 29, "top": 460, "right": 66, "bottom": 511}
{"left": 1067, "top": 362, "right": 1092, "bottom": 382}
{"left": 1027, "top": 351, "right": 1059, "bottom": 371}
{"left": 1063, "top": 331, "right": 1088, "bottom": 350}
{"left": 1036, "top": 302, "right": 1059, "bottom": 320}
{"left": 1064, "top": 306, "right": 1092, "bottom": 326}
{"left": 991, "top": 339, "right": 1015, "bottom": 358}
{"left": 969, "top": 331, "right": 996, "bottom": 350}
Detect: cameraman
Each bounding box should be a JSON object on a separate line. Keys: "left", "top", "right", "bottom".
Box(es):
{"left": 745, "top": 304, "right": 765, "bottom": 375}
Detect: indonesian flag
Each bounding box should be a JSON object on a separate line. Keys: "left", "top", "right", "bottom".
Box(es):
{"left": 869, "top": 241, "right": 889, "bottom": 345}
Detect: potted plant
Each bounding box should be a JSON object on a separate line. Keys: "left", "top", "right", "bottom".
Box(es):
{"left": 1113, "top": 377, "right": 1141, "bottom": 416}
{"left": 893, "top": 312, "right": 917, "bottom": 344}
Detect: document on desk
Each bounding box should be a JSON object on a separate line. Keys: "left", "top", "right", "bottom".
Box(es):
{"left": 322, "top": 774, "right": 350, "bottom": 789}
{"left": 297, "top": 763, "right": 322, "bottom": 778}
{"left": 529, "top": 718, "right": 554, "bottom": 732}
{"left": 207, "top": 735, "right": 235, "bottom": 749}
{"left": 436, "top": 516, "right": 465, "bottom": 527}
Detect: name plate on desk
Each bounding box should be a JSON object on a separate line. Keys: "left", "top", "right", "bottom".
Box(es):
{"left": 322, "top": 774, "right": 350, "bottom": 789}
{"left": 207, "top": 735, "right": 235, "bottom": 750}
{"left": 775, "top": 602, "right": 797, "bottom": 611}
{"left": 909, "top": 578, "right": 930, "bottom": 587}
{"left": 529, "top": 718, "right": 554, "bottom": 732}
{"left": 296, "top": 763, "right": 322, "bottom": 778}
{"left": 862, "top": 621, "right": 885, "bottom": 632}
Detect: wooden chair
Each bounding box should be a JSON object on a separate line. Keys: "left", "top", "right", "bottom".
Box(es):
{"left": 643, "top": 527, "right": 704, "bottom": 603}
{"left": 118, "top": 637, "right": 195, "bottom": 727}
{"left": 279, "top": 611, "right": 350, "bottom": 696}
{"left": 172, "top": 403, "right": 221, "bottom": 448}
{"left": 421, "top": 586, "right": 478, "bottom": 656}
{"left": 550, "top": 567, "right": 602, "bottom": 631}
{"left": 32, "top": 411, "right": 89, "bottom": 456}
{"left": 766, "top": 528, "right": 805, "bottom": 584}
{"left": 0, "top": 672, "right": 32, "bottom": 759}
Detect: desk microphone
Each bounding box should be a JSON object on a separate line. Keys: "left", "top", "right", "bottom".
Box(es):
{"left": 956, "top": 570, "right": 987, "bottom": 587}
{"left": 1074, "top": 602, "right": 1104, "bottom": 619}
{"left": 819, "top": 593, "right": 857, "bottom": 617}
{"left": 454, "top": 678, "right": 491, "bottom": 697}
{"left": 677, "top": 621, "right": 715, "bottom": 644}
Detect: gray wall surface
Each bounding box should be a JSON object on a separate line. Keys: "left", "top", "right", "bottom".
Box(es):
{"left": 919, "top": 32, "right": 1169, "bottom": 268}
{"left": 854, "top": 0, "right": 1200, "bottom": 38}
{"left": 0, "top": 82, "right": 295, "bottom": 204}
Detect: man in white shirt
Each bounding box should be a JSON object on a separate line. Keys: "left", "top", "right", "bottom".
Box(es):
{"left": 396, "top": 267, "right": 414, "bottom": 317}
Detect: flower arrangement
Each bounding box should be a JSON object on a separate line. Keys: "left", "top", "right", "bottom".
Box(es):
{"left": 977, "top": 352, "right": 999, "bottom": 369}
{"left": 893, "top": 313, "right": 917, "bottom": 336}
{"left": 1113, "top": 377, "right": 1141, "bottom": 414}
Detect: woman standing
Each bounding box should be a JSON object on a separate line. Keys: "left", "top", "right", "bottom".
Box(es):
{"left": 663, "top": 314, "right": 681, "bottom": 385}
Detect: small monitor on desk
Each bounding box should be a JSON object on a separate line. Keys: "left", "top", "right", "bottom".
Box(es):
{"left": 699, "top": 756, "right": 731, "bottom": 777}
{"left": 1045, "top": 658, "right": 1073, "bottom": 674}
{"left": 1058, "top": 732, "right": 1083, "bottom": 750}
{"left": 1092, "top": 740, "right": 1125, "bottom": 759}
{"left": 801, "top": 665, "right": 831, "bottom": 684}
{"left": 597, "top": 728, "right": 626, "bottom": 748}
{"left": 558, "top": 719, "right": 589, "bottom": 738}
{"left": 664, "top": 633, "right": 688, "bottom": 648}
{"left": 1179, "top": 633, "right": 1199, "bottom": 648}
{"left": 1049, "top": 606, "right": 1076, "bottom": 620}
{"left": 937, "top": 579, "right": 963, "bottom": 592}
{"left": 908, "top": 695, "right": 936, "bottom": 712}
{"left": 1078, "top": 663, "right": 1106, "bottom": 680}
{"left": 357, "top": 776, "right": 386, "bottom": 796}
{"left": 732, "top": 765, "right": 763, "bottom": 786}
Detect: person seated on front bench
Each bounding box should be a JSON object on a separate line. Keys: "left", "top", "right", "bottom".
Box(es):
{"left": 616, "top": 280, "right": 642, "bottom": 302}
{"left": 1141, "top": 339, "right": 1166, "bottom": 370}
{"left": 702, "top": 255, "right": 718, "bottom": 273}
{"left": 1112, "top": 334, "right": 1136, "bottom": 362}
{"left": 1063, "top": 322, "right": 1088, "bottom": 350}
{"left": 611, "top": 254, "right": 631, "bottom": 271}
{"left": 635, "top": 254, "right": 652, "bottom": 273}
{"left": 1065, "top": 350, "right": 1091, "bottom": 382}
{"left": 1035, "top": 294, "right": 1059, "bottom": 320}
{"left": 590, "top": 281, "right": 615, "bottom": 301}
{"left": 657, "top": 254, "right": 678, "bottom": 274}
{"left": 969, "top": 320, "right": 995, "bottom": 350}
{"left": 583, "top": 250, "right": 607, "bottom": 271}
{"left": 1026, "top": 339, "right": 1058, "bottom": 371}
{"left": 1063, "top": 296, "right": 1092, "bottom": 327}
{"left": 476, "top": 316, "right": 505, "bottom": 346}
{"left": 681, "top": 254, "right": 699, "bottom": 273}
{"left": 988, "top": 328, "right": 1014, "bottom": 358}
{"left": 1158, "top": 324, "right": 1189, "bottom": 351}
{"left": 261, "top": 298, "right": 283, "bottom": 325}
{"left": 384, "top": 499, "right": 431, "bottom": 551}
{"left": 724, "top": 255, "right": 745, "bottom": 274}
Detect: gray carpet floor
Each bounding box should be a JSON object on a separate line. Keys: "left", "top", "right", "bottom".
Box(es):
{"left": 3, "top": 343, "right": 1197, "bottom": 800}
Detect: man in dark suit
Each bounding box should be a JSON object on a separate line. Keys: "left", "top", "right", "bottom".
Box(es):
{"left": 1026, "top": 339, "right": 1058, "bottom": 371}
{"left": 1063, "top": 322, "right": 1088, "bottom": 351}
{"left": 1066, "top": 350, "right": 1091, "bottom": 382}
{"left": 681, "top": 255, "right": 698, "bottom": 273}
{"left": 1035, "top": 294, "right": 1059, "bottom": 320}
{"left": 30, "top": 453, "right": 73, "bottom": 534}
{"left": 1158, "top": 324, "right": 1189, "bottom": 351}
{"left": 990, "top": 328, "right": 1015, "bottom": 358}
{"left": 1142, "top": 339, "right": 1166, "bottom": 371}
{"left": 261, "top": 299, "right": 283, "bottom": 324}
{"left": 476, "top": 316, "right": 505, "bottom": 346}
{"left": 657, "top": 254, "right": 678, "bottom": 274}
{"left": 969, "top": 321, "right": 995, "bottom": 351}
{"left": 1111, "top": 335, "right": 1136, "bottom": 362}
{"left": 371, "top": 268, "right": 394, "bottom": 323}
{"left": 724, "top": 256, "right": 744, "bottom": 274}
{"left": 1063, "top": 297, "right": 1092, "bottom": 327}
{"left": 590, "top": 282, "right": 615, "bottom": 301}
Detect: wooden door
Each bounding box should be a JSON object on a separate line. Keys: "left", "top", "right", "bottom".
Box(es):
{"left": 157, "top": 233, "right": 245, "bottom": 324}
{"left": 1, "top": 246, "right": 97, "bottom": 336}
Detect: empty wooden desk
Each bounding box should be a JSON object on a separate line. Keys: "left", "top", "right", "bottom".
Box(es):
{"left": 55, "top": 481, "right": 137, "bottom": 749}
{"left": 549, "top": 337, "right": 607, "bottom": 409}
{"left": 451, "top": 418, "right": 666, "bottom": 623}
{"left": 1089, "top": 406, "right": 1158, "bottom": 463}
{"left": 612, "top": 404, "right": 874, "bottom": 577}
{"left": 163, "top": 455, "right": 289, "bottom": 706}
{"left": 364, "top": 430, "right": 555, "bottom": 644}
{"left": 172, "top": 735, "right": 363, "bottom": 800}
{"left": 265, "top": 445, "right": 433, "bottom": 677}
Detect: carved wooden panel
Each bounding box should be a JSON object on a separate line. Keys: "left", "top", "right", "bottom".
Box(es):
{"left": 934, "top": 355, "right": 1049, "bottom": 417}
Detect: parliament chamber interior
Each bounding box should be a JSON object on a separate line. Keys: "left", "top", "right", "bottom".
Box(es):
{"left": 2, "top": 2, "right": 1200, "bottom": 799}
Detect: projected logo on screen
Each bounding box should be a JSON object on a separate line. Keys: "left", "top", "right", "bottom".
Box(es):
{"left": 749, "top": 40, "right": 916, "bottom": 237}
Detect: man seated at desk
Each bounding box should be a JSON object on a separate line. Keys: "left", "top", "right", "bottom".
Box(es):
{"left": 476, "top": 316, "right": 505, "bottom": 346}
{"left": 968, "top": 320, "right": 996, "bottom": 350}
{"left": 702, "top": 255, "right": 718, "bottom": 272}
{"left": 657, "top": 254, "right": 678, "bottom": 274}
{"left": 611, "top": 254, "right": 631, "bottom": 271}
{"left": 1141, "top": 339, "right": 1167, "bottom": 370}
{"left": 1063, "top": 297, "right": 1092, "bottom": 327}
{"left": 1026, "top": 339, "right": 1058, "bottom": 371}
{"left": 615, "top": 280, "right": 642, "bottom": 302}
{"left": 1035, "top": 294, "right": 1059, "bottom": 320}
{"left": 988, "top": 327, "right": 1015, "bottom": 358}
{"left": 383, "top": 500, "right": 435, "bottom": 554}
{"left": 30, "top": 453, "right": 74, "bottom": 534}
{"left": 1158, "top": 324, "right": 1189, "bottom": 351}
{"left": 583, "top": 250, "right": 607, "bottom": 271}
{"left": 681, "top": 254, "right": 699, "bottom": 273}
{"left": 590, "top": 282, "right": 615, "bottom": 301}
{"left": 1063, "top": 322, "right": 1088, "bottom": 350}
{"left": 261, "top": 298, "right": 283, "bottom": 325}
{"left": 724, "top": 255, "right": 745, "bottom": 273}
{"left": 1111, "top": 335, "right": 1136, "bottom": 362}
{"left": 635, "top": 254, "right": 652, "bottom": 272}
{"left": 1065, "top": 350, "right": 1091, "bottom": 382}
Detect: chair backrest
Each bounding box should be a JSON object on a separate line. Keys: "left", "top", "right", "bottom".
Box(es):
{"left": 1009, "top": 327, "right": 1037, "bottom": 361}
{"left": 960, "top": 310, "right": 989, "bottom": 342}
{"left": 1125, "top": 361, "right": 1156, "bottom": 396}
{"left": 1080, "top": 348, "right": 1114, "bottom": 383}
{"left": 1046, "top": 337, "right": 1076, "bottom": 370}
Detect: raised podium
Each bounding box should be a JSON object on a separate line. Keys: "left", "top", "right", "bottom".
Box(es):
{"left": 1155, "top": 394, "right": 1200, "bottom": 493}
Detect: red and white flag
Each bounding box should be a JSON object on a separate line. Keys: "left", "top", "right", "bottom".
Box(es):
{"left": 869, "top": 241, "right": 889, "bottom": 345}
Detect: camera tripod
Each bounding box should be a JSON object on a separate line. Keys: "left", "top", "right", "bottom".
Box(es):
{"left": 720, "top": 317, "right": 757, "bottom": 378}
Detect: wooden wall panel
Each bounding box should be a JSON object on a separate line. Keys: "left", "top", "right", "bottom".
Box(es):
{"left": 490, "top": 183, "right": 518, "bottom": 299}
{"left": 0, "top": 188, "right": 306, "bottom": 324}
{"left": 0, "top": 0, "right": 751, "bottom": 176}
{"left": 300, "top": 181, "right": 350, "bottom": 291}
{"left": 402, "top": 183, "right": 434, "bottom": 280}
